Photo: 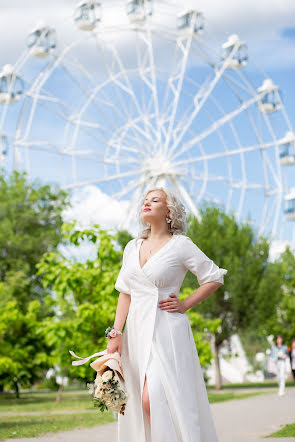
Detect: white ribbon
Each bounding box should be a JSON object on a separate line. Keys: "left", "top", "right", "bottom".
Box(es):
{"left": 69, "top": 349, "right": 108, "bottom": 366}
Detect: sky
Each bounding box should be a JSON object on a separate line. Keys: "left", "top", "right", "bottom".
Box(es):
{"left": 1, "top": 0, "right": 295, "bottom": 259}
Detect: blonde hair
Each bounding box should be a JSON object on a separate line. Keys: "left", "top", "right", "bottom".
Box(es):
{"left": 136, "top": 187, "right": 188, "bottom": 240}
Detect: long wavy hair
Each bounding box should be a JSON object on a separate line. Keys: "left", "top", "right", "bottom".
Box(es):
{"left": 136, "top": 187, "right": 188, "bottom": 240}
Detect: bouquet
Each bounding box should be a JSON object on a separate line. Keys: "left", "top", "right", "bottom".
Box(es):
{"left": 90, "top": 369, "right": 128, "bottom": 414}
{"left": 69, "top": 349, "right": 129, "bottom": 415}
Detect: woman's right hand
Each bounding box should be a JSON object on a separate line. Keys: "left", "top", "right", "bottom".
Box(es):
{"left": 107, "top": 335, "right": 122, "bottom": 356}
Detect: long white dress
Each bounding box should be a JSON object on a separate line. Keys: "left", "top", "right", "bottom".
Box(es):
{"left": 114, "top": 233, "right": 228, "bottom": 442}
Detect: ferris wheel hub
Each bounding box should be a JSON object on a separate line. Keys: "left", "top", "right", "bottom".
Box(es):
{"left": 142, "top": 153, "right": 184, "bottom": 179}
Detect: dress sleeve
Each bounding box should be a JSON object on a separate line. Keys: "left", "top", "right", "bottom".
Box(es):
{"left": 179, "top": 236, "right": 228, "bottom": 286}
{"left": 114, "top": 240, "right": 133, "bottom": 295}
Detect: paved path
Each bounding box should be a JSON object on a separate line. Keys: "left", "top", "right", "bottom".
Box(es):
{"left": 4, "top": 388, "right": 295, "bottom": 441}
{"left": 211, "top": 387, "right": 295, "bottom": 442}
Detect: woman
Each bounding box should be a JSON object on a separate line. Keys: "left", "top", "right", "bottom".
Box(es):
{"left": 289, "top": 338, "right": 295, "bottom": 381}
{"left": 270, "top": 334, "right": 289, "bottom": 396}
{"left": 107, "top": 187, "right": 228, "bottom": 442}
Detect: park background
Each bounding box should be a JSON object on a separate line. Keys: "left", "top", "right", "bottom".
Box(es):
{"left": 1, "top": 0, "right": 295, "bottom": 440}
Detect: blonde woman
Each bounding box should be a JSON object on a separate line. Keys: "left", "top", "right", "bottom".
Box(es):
{"left": 107, "top": 187, "right": 228, "bottom": 442}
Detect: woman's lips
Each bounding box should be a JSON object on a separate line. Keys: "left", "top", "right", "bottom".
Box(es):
{"left": 143, "top": 208, "right": 151, "bottom": 212}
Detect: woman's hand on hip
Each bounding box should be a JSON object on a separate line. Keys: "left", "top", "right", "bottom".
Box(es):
{"left": 107, "top": 335, "right": 122, "bottom": 356}
{"left": 158, "top": 293, "right": 186, "bottom": 313}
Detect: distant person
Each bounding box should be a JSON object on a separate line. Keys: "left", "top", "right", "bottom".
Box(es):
{"left": 270, "top": 334, "right": 289, "bottom": 396}
{"left": 289, "top": 338, "right": 295, "bottom": 381}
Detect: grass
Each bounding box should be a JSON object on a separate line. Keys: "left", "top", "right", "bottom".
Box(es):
{"left": 0, "top": 391, "right": 93, "bottom": 414}
{"left": 0, "top": 389, "right": 270, "bottom": 414}
{"left": 266, "top": 423, "right": 295, "bottom": 438}
{"left": 0, "top": 411, "right": 114, "bottom": 440}
{"left": 208, "top": 391, "right": 268, "bottom": 403}
{"left": 207, "top": 380, "right": 295, "bottom": 389}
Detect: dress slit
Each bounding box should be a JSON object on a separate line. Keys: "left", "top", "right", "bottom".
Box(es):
{"left": 143, "top": 339, "right": 180, "bottom": 442}
{"left": 141, "top": 349, "right": 153, "bottom": 442}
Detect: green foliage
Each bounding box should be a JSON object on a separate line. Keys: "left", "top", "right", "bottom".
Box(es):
{"left": 265, "top": 245, "right": 295, "bottom": 343}
{"left": 0, "top": 299, "right": 51, "bottom": 395}
{"left": 0, "top": 170, "right": 68, "bottom": 309}
{"left": 182, "top": 204, "right": 283, "bottom": 347}
{"left": 0, "top": 171, "right": 68, "bottom": 394}
{"left": 36, "top": 222, "right": 126, "bottom": 385}
{"left": 179, "top": 288, "right": 221, "bottom": 367}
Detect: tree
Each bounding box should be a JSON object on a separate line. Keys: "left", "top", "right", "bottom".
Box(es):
{"left": 0, "top": 170, "right": 69, "bottom": 394}
{"left": 265, "top": 245, "right": 295, "bottom": 344}
{"left": 36, "top": 222, "right": 126, "bottom": 401}
{"left": 0, "top": 170, "right": 68, "bottom": 309}
{"left": 0, "top": 298, "right": 50, "bottom": 398}
{"left": 182, "top": 204, "right": 283, "bottom": 389}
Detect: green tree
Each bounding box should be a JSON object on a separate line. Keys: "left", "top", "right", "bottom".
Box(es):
{"left": 36, "top": 222, "right": 125, "bottom": 401}
{"left": 265, "top": 245, "right": 295, "bottom": 344}
{"left": 0, "top": 170, "right": 68, "bottom": 309}
{"left": 0, "top": 170, "right": 69, "bottom": 394}
{"left": 182, "top": 204, "right": 283, "bottom": 389}
{"left": 0, "top": 297, "right": 50, "bottom": 397}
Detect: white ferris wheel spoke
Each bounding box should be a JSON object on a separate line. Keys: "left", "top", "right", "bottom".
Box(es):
{"left": 162, "top": 36, "right": 193, "bottom": 155}
{"left": 172, "top": 91, "right": 269, "bottom": 161}
{"left": 169, "top": 44, "right": 247, "bottom": 157}
{"left": 63, "top": 168, "right": 140, "bottom": 190}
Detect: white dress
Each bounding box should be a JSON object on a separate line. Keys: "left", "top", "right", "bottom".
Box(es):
{"left": 114, "top": 233, "right": 228, "bottom": 442}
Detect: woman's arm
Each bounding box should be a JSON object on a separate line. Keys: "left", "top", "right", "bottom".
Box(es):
{"left": 107, "top": 292, "right": 131, "bottom": 355}
{"left": 159, "top": 281, "right": 221, "bottom": 313}
{"left": 182, "top": 281, "right": 222, "bottom": 312}
{"left": 113, "top": 292, "right": 131, "bottom": 332}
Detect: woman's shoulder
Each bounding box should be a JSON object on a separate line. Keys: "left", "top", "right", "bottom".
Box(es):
{"left": 174, "top": 234, "right": 198, "bottom": 247}
{"left": 174, "top": 233, "right": 190, "bottom": 242}
{"left": 126, "top": 238, "right": 137, "bottom": 248}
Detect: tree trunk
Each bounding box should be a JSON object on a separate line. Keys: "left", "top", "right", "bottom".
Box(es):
{"left": 213, "top": 334, "right": 222, "bottom": 390}
{"left": 14, "top": 380, "right": 20, "bottom": 399}
{"left": 56, "top": 383, "right": 63, "bottom": 402}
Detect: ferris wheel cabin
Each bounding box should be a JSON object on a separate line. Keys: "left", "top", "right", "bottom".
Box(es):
{"left": 257, "top": 78, "right": 281, "bottom": 113}
{"left": 126, "top": 0, "right": 153, "bottom": 23}
{"left": 0, "top": 64, "right": 23, "bottom": 104}
{"left": 221, "top": 34, "right": 248, "bottom": 69}
{"left": 0, "top": 135, "right": 8, "bottom": 163}
{"left": 177, "top": 10, "right": 204, "bottom": 36}
{"left": 27, "top": 23, "right": 57, "bottom": 58}
{"left": 279, "top": 131, "right": 295, "bottom": 165}
{"left": 284, "top": 188, "right": 295, "bottom": 221}
{"left": 74, "top": 1, "right": 101, "bottom": 31}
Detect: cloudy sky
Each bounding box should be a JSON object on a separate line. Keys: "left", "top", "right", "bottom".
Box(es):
{"left": 1, "top": 0, "right": 295, "bottom": 258}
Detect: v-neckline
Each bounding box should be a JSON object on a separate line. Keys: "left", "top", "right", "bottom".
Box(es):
{"left": 138, "top": 234, "right": 176, "bottom": 270}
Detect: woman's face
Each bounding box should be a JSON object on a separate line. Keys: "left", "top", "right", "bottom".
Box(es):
{"left": 276, "top": 336, "right": 283, "bottom": 346}
{"left": 292, "top": 341, "right": 295, "bottom": 349}
{"left": 141, "top": 190, "right": 169, "bottom": 224}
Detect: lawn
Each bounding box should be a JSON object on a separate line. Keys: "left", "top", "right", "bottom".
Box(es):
{"left": 208, "top": 391, "right": 268, "bottom": 403}
{"left": 0, "top": 391, "right": 93, "bottom": 414}
{"left": 267, "top": 423, "right": 295, "bottom": 438}
{"left": 0, "top": 412, "right": 114, "bottom": 440}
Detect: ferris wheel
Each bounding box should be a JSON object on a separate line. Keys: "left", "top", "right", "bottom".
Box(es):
{"left": 0, "top": 0, "right": 295, "bottom": 243}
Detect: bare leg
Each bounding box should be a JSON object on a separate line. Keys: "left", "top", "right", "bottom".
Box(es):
{"left": 142, "top": 374, "right": 151, "bottom": 426}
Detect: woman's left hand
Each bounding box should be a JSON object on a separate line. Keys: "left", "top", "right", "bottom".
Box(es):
{"left": 158, "top": 293, "right": 186, "bottom": 313}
